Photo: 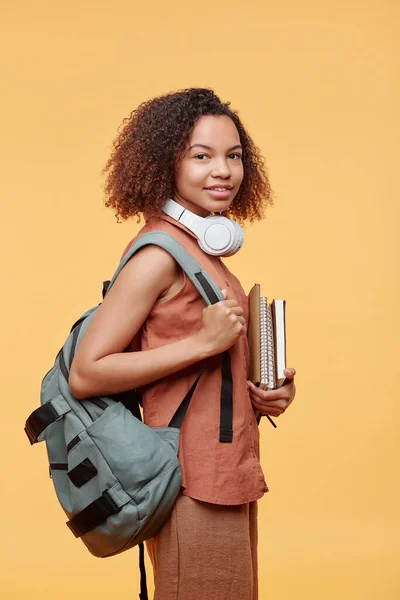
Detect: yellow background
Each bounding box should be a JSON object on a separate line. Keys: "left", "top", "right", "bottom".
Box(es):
{"left": 1, "top": 0, "right": 399, "bottom": 598}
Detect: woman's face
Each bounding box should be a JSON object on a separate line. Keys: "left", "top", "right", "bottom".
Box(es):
{"left": 173, "top": 115, "right": 244, "bottom": 217}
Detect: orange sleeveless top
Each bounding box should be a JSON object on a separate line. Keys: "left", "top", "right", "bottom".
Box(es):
{"left": 121, "top": 214, "right": 268, "bottom": 505}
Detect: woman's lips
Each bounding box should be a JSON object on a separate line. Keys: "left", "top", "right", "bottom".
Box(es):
{"left": 204, "top": 188, "right": 232, "bottom": 199}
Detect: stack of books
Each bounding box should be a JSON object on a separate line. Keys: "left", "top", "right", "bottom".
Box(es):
{"left": 248, "top": 284, "right": 287, "bottom": 390}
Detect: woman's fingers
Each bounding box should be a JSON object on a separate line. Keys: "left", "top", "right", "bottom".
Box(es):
{"left": 249, "top": 394, "right": 289, "bottom": 417}
{"left": 236, "top": 316, "right": 246, "bottom": 326}
{"left": 224, "top": 305, "right": 244, "bottom": 316}
{"left": 284, "top": 368, "right": 296, "bottom": 378}
{"left": 250, "top": 392, "right": 290, "bottom": 411}
{"left": 247, "top": 367, "right": 296, "bottom": 417}
{"left": 247, "top": 380, "right": 294, "bottom": 402}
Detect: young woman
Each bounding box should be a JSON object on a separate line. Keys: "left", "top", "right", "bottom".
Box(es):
{"left": 69, "top": 87, "right": 296, "bottom": 600}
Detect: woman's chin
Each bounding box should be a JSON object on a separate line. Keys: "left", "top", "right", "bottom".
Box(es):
{"left": 173, "top": 193, "right": 233, "bottom": 217}
{"left": 200, "top": 195, "right": 232, "bottom": 213}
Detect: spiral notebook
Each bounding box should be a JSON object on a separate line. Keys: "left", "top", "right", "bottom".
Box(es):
{"left": 248, "top": 284, "right": 287, "bottom": 390}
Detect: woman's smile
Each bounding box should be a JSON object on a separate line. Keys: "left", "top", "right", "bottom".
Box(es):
{"left": 203, "top": 187, "right": 233, "bottom": 200}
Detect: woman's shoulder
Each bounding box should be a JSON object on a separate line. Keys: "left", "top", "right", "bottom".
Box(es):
{"left": 120, "top": 215, "right": 184, "bottom": 260}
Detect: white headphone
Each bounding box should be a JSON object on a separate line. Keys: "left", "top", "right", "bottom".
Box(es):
{"left": 162, "top": 198, "right": 244, "bottom": 257}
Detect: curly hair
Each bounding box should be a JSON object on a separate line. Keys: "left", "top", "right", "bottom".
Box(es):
{"left": 102, "top": 87, "right": 273, "bottom": 224}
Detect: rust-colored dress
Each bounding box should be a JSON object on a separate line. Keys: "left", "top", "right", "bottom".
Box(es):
{"left": 121, "top": 214, "right": 268, "bottom": 599}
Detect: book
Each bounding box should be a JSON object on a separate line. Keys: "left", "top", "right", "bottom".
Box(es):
{"left": 248, "top": 284, "right": 287, "bottom": 390}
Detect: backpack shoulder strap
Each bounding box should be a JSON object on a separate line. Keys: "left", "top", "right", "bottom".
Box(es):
{"left": 105, "top": 231, "right": 223, "bottom": 306}
{"left": 108, "top": 231, "right": 234, "bottom": 443}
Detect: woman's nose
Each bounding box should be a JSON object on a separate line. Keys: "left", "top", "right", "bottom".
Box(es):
{"left": 211, "top": 159, "right": 231, "bottom": 178}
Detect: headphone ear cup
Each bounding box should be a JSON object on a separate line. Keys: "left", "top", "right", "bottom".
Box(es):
{"left": 221, "top": 220, "right": 244, "bottom": 257}
{"left": 197, "top": 218, "right": 228, "bottom": 256}
{"left": 197, "top": 237, "right": 217, "bottom": 256}
{"left": 198, "top": 216, "right": 244, "bottom": 257}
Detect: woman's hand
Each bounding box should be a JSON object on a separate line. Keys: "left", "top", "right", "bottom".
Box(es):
{"left": 247, "top": 368, "right": 296, "bottom": 419}
{"left": 195, "top": 289, "right": 246, "bottom": 357}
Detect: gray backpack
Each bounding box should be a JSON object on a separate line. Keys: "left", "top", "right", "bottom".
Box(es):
{"left": 24, "top": 231, "right": 233, "bottom": 600}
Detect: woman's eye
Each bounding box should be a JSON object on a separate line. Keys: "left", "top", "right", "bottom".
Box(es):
{"left": 195, "top": 153, "right": 242, "bottom": 160}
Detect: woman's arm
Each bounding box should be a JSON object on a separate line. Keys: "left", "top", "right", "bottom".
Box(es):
{"left": 69, "top": 245, "right": 245, "bottom": 400}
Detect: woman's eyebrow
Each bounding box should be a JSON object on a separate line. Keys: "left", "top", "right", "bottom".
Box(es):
{"left": 189, "top": 144, "right": 243, "bottom": 151}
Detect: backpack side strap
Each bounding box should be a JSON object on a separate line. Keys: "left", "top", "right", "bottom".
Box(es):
{"left": 25, "top": 396, "right": 71, "bottom": 445}
{"left": 138, "top": 542, "right": 148, "bottom": 600}
{"left": 66, "top": 483, "right": 132, "bottom": 537}
{"left": 219, "top": 352, "right": 234, "bottom": 443}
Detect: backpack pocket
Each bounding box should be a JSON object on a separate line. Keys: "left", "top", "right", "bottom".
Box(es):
{"left": 66, "top": 428, "right": 124, "bottom": 512}
{"left": 85, "top": 401, "right": 180, "bottom": 502}
{"left": 92, "top": 402, "right": 182, "bottom": 548}
{"left": 37, "top": 393, "right": 183, "bottom": 557}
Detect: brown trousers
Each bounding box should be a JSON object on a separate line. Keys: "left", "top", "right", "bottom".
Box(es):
{"left": 146, "top": 493, "right": 258, "bottom": 600}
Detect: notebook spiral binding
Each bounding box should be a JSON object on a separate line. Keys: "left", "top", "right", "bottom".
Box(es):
{"left": 260, "top": 297, "right": 275, "bottom": 390}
